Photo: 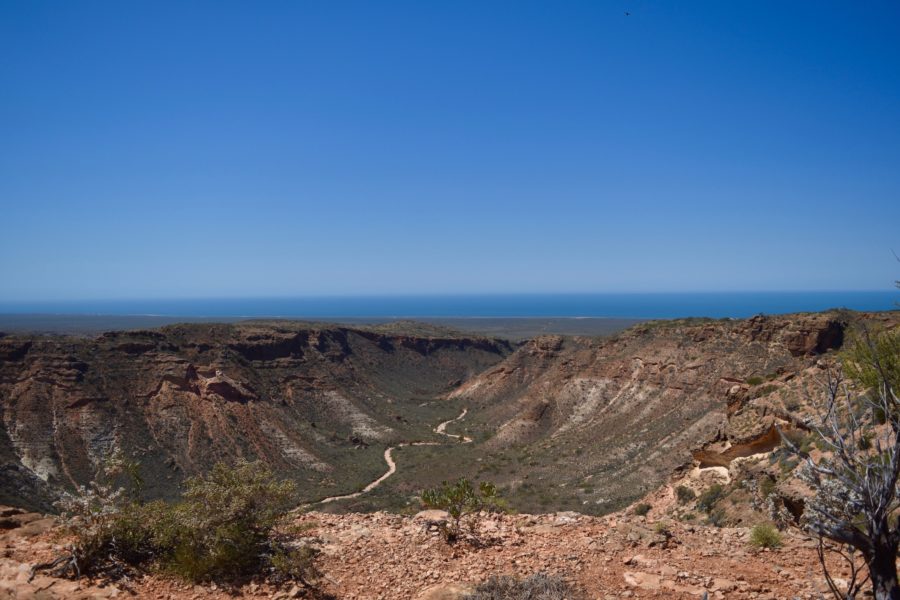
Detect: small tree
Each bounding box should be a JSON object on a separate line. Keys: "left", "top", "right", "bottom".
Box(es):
{"left": 421, "top": 479, "right": 503, "bottom": 543}
{"left": 785, "top": 328, "right": 900, "bottom": 600}
{"left": 153, "top": 460, "right": 299, "bottom": 581}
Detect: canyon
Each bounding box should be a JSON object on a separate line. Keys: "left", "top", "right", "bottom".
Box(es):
{"left": 2, "top": 311, "right": 893, "bottom": 517}
{"left": 2, "top": 310, "right": 900, "bottom": 599}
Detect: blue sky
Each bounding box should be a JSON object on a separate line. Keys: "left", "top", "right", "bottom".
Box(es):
{"left": 1, "top": 1, "right": 899, "bottom": 300}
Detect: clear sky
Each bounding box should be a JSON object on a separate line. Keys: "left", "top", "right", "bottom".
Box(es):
{"left": 1, "top": 1, "right": 899, "bottom": 300}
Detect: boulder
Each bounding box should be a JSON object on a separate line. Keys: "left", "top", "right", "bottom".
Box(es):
{"left": 416, "top": 582, "right": 475, "bottom": 600}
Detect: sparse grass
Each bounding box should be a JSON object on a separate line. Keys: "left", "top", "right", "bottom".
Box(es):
{"left": 783, "top": 396, "right": 801, "bottom": 412}
{"left": 780, "top": 428, "right": 806, "bottom": 449}
{"left": 632, "top": 503, "right": 651, "bottom": 516}
{"left": 750, "top": 383, "right": 779, "bottom": 399}
{"left": 675, "top": 485, "right": 696, "bottom": 504}
{"left": 779, "top": 457, "right": 800, "bottom": 475}
{"left": 632, "top": 317, "right": 725, "bottom": 333}
{"left": 464, "top": 572, "right": 584, "bottom": 600}
{"left": 749, "top": 523, "right": 783, "bottom": 549}
{"left": 697, "top": 484, "right": 724, "bottom": 513}
{"left": 706, "top": 508, "right": 727, "bottom": 528}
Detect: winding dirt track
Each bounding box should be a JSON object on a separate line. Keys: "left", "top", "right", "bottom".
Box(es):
{"left": 434, "top": 407, "right": 472, "bottom": 442}
{"left": 317, "top": 408, "right": 471, "bottom": 505}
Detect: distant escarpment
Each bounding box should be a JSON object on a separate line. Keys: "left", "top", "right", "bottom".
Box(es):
{"left": 0, "top": 321, "right": 512, "bottom": 511}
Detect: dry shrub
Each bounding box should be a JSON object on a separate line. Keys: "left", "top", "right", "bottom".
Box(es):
{"left": 465, "top": 572, "right": 584, "bottom": 600}
{"left": 37, "top": 459, "right": 321, "bottom": 589}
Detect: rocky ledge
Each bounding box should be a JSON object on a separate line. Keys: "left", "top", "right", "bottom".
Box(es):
{"left": 1, "top": 506, "right": 851, "bottom": 600}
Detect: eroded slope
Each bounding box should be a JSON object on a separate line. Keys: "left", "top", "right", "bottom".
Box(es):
{"left": 445, "top": 313, "right": 859, "bottom": 513}
{"left": 0, "top": 321, "right": 512, "bottom": 510}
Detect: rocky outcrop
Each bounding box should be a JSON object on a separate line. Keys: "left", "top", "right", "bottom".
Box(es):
{"left": 0, "top": 507, "right": 853, "bottom": 600}
{"left": 737, "top": 313, "right": 846, "bottom": 356}
{"left": 692, "top": 425, "right": 785, "bottom": 468}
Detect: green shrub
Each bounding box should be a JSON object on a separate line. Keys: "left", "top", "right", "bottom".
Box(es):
{"left": 843, "top": 328, "right": 900, "bottom": 392}
{"left": 654, "top": 521, "right": 671, "bottom": 536}
{"left": 858, "top": 432, "right": 874, "bottom": 451}
{"left": 706, "top": 508, "right": 727, "bottom": 528}
{"left": 780, "top": 428, "right": 806, "bottom": 450}
{"left": 270, "top": 545, "right": 321, "bottom": 584}
{"left": 147, "top": 461, "right": 298, "bottom": 581}
{"left": 779, "top": 457, "right": 800, "bottom": 475}
{"left": 464, "top": 572, "right": 583, "bottom": 600}
{"left": 697, "top": 484, "right": 724, "bottom": 513}
{"left": 749, "top": 523, "right": 783, "bottom": 549}
{"left": 783, "top": 397, "right": 801, "bottom": 412}
{"left": 746, "top": 376, "right": 764, "bottom": 386}
{"left": 750, "top": 384, "right": 779, "bottom": 399}
{"left": 759, "top": 476, "right": 776, "bottom": 499}
{"left": 675, "top": 485, "right": 696, "bottom": 504}
{"left": 632, "top": 503, "right": 651, "bottom": 516}
{"left": 43, "top": 459, "right": 320, "bottom": 588}
{"left": 421, "top": 479, "right": 504, "bottom": 543}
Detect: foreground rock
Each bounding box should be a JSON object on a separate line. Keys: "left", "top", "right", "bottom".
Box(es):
{"left": 1, "top": 506, "right": 850, "bottom": 600}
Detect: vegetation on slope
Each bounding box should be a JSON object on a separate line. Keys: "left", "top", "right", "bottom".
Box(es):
{"left": 37, "top": 458, "right": 325, "bottom": 593}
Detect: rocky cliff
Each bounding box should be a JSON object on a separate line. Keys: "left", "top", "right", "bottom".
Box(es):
{"left": 2, "top": 311, "right": 896, "bottom": 517}
{"left": 0, "top": 321, "right": 512, "bottom": 510}
{"left": 445, "top": 312, "right": 886, "bottom": 513}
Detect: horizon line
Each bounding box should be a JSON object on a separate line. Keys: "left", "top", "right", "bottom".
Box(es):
{"left": 1, "top": 289, "right": 897, "bottom": 304}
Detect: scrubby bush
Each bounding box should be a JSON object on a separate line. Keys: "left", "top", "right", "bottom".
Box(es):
{"left": 151, "top": 460, "right": 299, "bottom": 581}
{"left": 783, "top": 396, "right": 801, "bottom": 412}
{"left": 750, "top": 383, "right": 779, "bottom": 399}
{"left": 632, "top": 503, "right": 651, "bottom": 516}
{"left": 758, "top": 475, "right": 776, "bottom": 499}
{"left": 675, "top": 485, "right": 696, "bottom": 504}
{"left": 40, "top": 459, "right": 321, "bottom": 589}
{"left": 780, "top": 428, "right": 806, "bottom": 450}
{"left": 706, "top": 508, "right": 727, "bottom": 528}
{"left": 654, "top": 521, "right": 671, "bottom": 536}
{"left": 421, "top": 479, "right": 504, "bottom": 543}
{"left": 697, "top": 484, "right": 724, "bottom": 513}
{"left": 464, "top": 572, "right": 584, "bottom": 600}
{"left": 749, "top": 523, "right": 783, "bottom": 549}
{"left": 39, "top": 452, "right": 153, "bottom": 580}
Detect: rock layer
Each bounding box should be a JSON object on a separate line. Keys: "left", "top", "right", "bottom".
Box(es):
{"left": 0, "top": 322, "right": 512, "bottom": 510}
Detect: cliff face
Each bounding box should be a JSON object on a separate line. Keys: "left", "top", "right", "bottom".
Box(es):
{"left": 3, "top": 312, "right": 895, "bottom": 517}
{"left": 0, "top": 322, "right": 512, "bottom": 510}
{"left": 449, "top": 313, "right": 863, "bottom": 512}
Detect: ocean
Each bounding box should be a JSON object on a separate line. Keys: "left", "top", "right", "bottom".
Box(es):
{"left": 0, "top": 291, "right": 896, "bottom": 320}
